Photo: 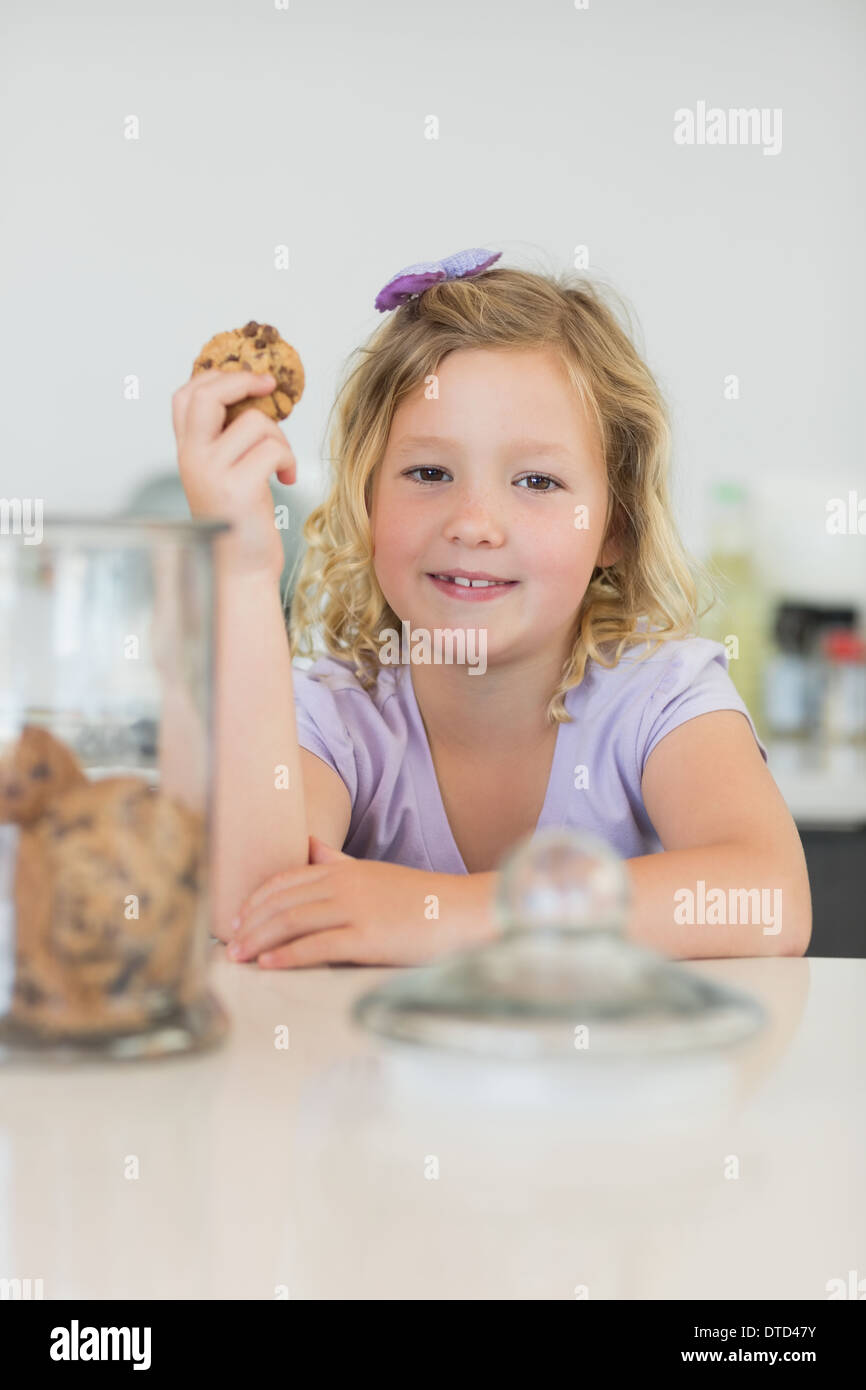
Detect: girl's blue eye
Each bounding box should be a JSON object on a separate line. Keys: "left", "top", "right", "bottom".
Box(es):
{"left": 403, "top": 467, "right": 561, "bottom": 492}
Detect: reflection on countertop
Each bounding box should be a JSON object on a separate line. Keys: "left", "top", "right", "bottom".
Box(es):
{"left": 0, "top": 950, "right": 860, "bottom": 1300}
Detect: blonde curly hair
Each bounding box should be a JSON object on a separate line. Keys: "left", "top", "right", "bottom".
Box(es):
{"left": 287, "top": 264, "right": 716, "bottom": 725}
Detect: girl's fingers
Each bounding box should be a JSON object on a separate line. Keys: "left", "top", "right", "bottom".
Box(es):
{"left": 215, "top": 436, "right": 294, "bottom": 495}
{"left": 231, "top": 893, "right": 339, "bottom": 959}
{"left": 210, "top": 404, "right": 287, "bottom": 471}
{"left": 240, "top": 865, "right": 331, "bottom": 919}
{"left": 176, "top": 371, "right": 276, "bottom": 451}
{"left": 258, "top": 928, "right": 358, "bottom": 970}
{"left": 211, "top": 419, "right": 297, "bottom": 487}
{"left": 173, "top": 368, "right": 246, "bottom": 444}
{"left": 239, "top": 439, "right": 296, "bottom": 486}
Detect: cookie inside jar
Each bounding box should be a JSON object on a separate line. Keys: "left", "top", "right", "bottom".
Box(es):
{"left": 1, "top": 727, "right": 207, "bottom": 1042}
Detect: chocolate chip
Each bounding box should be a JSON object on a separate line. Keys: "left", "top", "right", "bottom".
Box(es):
{"left": 278, "top": 369, "right": 294, "bottom": 390}
{"left": 3, "top": 782, "right": 21, "bottom": 798}
{"left": 50, "top": 814, "right": 95, "bottom": 836}
{"left": 242, "top": 321, "right": 259, "bottom": 337}
{"left": 15, "top": 977, "right": 46, "bottom": 1006}
{"left": 254, "top": 337, "right": 267, "bottom": 348}
{"left": 261, "top": 325, "right": 279, "bottom": 343}
{"left": 177, "top": 863, "right": 199, "bottom": 892}
{"left": 107, "top": 954, "right": 147, "bottom": 995}
{"left": 93, "top": 856, "right": 128, "bottom": 881}
{"left": 200, "top": 357, "right": 213, "bottom": 369}
{"left": 30, "top": 762, "right": 52, "bottom": 780}
{"left": 226, "top": 354, "right": 239, "bottom": 361}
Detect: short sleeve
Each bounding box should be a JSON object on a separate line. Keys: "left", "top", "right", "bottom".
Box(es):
{"left": 637, "top": 638, "right": 768, "bottom": 777}
{"left": 292, "top": 666, "right": 359, "bottom": 805}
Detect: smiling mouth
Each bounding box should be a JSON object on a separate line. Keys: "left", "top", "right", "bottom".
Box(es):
{"left": 426, "top": 573, "right": 518, "bottom": 589}
{"left": 426, "top": 573, "right": 519, "bottom": 599}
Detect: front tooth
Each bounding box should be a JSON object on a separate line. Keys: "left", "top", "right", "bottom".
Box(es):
{"left": 438, "top": 575, "right": 501, "bottom": 587}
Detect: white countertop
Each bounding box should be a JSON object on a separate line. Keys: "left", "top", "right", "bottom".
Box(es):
{"left": 1, "top": 949, "right": 863, "bottom": 1300}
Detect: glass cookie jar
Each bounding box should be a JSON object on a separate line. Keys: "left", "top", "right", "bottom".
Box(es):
{"left": 0, "top": 519, "right": 230, "bottom": 1061}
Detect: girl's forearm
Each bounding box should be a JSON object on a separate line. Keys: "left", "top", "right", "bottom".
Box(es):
{"left": 456, "top": 871, "right": 500, "bottom": 948}
{"left": 623, "top": 843, "right": 812, "bottom": 960}
{"left": 210, "top": 570, "right": 308, "bottom": 940}
{"left": 460, "top": 848, "right": 810, "bottom": 961}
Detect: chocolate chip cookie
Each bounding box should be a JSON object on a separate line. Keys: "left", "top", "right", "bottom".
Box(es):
{"left": 10, "top": 774, "right": 206, "bottom": 1038}
{"left": 192, "top": 320, "right": 305, "bottom": 425}
{"left": 0, "top": 725, "right": 87, "bottom": 825}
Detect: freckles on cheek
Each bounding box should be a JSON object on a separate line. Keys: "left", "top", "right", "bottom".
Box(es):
{"left": 375, "top": 527, "right": 412, "bottom": 582}
{"left": 370, "top": 516, "right": 417, "bottom": 612}
{"left": 531, "top": 531, "right": 599, "bottom": 608}
{"left": 379, "top": 501, "right": 424, "bottom": 566}
{"left": 535, "top": 513, "right": 595, "bottom": 573}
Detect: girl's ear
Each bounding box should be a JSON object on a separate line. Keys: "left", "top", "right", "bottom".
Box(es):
{"left": 598, "top": 535, "right": 623, "bottom": 568}
{"left": 598, "top": 509, "right": 624, "bottom": 569}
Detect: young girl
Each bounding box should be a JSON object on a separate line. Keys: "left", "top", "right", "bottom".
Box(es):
{"left": 172, "top": 249, "right": 811, "bottom": 968}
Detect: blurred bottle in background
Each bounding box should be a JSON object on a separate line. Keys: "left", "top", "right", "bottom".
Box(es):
{"left": 699, "top": 481, "right": 771, "bottom": 739}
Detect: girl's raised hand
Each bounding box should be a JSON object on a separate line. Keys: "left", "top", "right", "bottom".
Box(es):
{"left": 171, "top": 369, "right": 298, "bottom": 581}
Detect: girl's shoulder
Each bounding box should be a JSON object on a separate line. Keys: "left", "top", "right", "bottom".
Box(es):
{"left": 292, "top": 652, "right": 398, "bottom": 708}
{"left": 291, "top": 653, "right": 410, "bottom": 748}
{"left": 290, "top": 654, "right": 410, "bottom": 810}
{"left": 582, "top": 628, "right": 740, "bottom": 712}
{"left": 588, "top": 627, "right": 727, "bottom": 678}
{"left": 579, "top": 628, "right": 766, "bottom": 770}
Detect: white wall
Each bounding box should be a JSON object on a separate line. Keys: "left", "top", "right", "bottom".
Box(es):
{"left": 2, "top": 0, "right": 864, "bottom": 605}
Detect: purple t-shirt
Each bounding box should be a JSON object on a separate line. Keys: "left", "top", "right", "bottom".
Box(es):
{"left": 291, "top": 635, "right": 768, "bottom": 872}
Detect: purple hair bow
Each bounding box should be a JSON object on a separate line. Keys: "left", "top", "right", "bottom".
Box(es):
{"left": 374, "top": 247, "right": 502, "bottom": 312}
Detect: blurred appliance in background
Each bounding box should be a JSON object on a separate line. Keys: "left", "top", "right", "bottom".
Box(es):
{"left": 763, "top": 602, "right": 863, "bottom": 743}
{"left": 819, "top": 628, "right": 866, "bottom": 746}
{"left": 762, "top": 600, "right": 866, "bottom": 961}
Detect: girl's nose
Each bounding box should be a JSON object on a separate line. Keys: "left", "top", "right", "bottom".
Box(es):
{"left": 442, "top": 492, "right": 507, "bottom": 545}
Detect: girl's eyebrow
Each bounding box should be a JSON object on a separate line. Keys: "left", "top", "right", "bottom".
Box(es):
{"left": 393, "top": 434, "right": 576, "bottom": 461}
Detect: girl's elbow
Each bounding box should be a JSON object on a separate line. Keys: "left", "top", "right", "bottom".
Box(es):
{"left": 775, "top": 858, "right": 812, "bottom": 957}
{"left": 785, "top": 898, "right": 812, "bottom": 958}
